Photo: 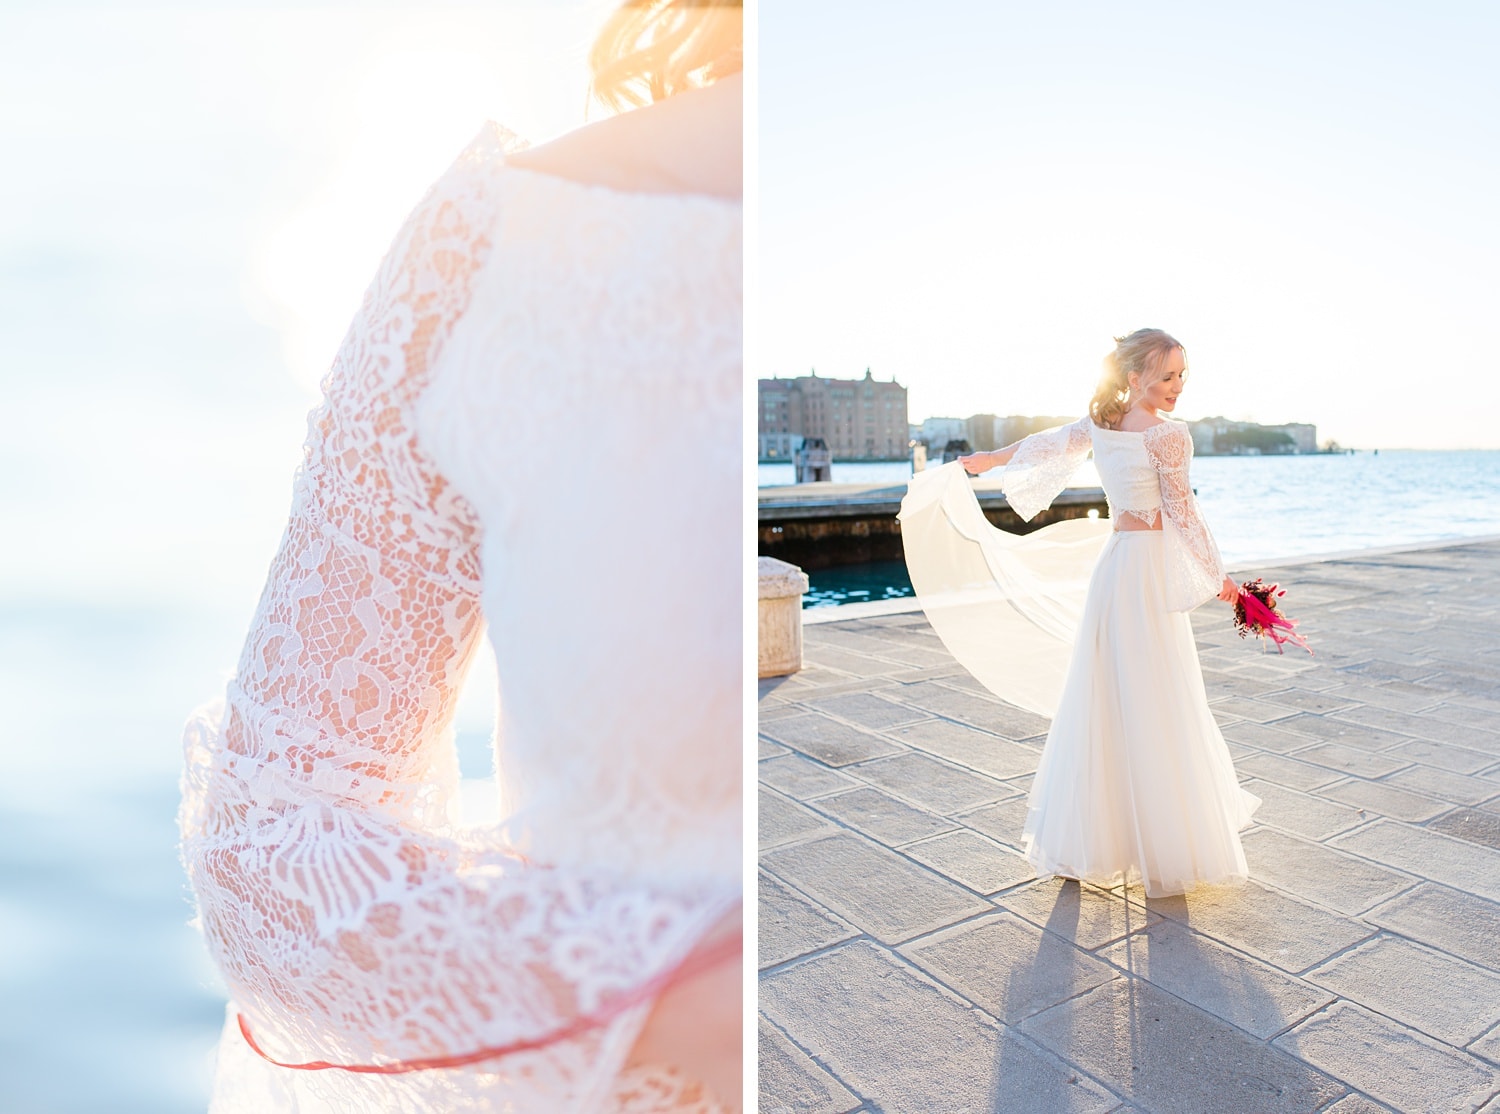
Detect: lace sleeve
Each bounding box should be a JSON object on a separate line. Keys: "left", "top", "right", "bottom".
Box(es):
{"left": 179, "top": 125, "right": 731, "bottom": 1106}
{"left": 1143, "top": 421, "right": 1226, "bottom": 612}
{"left": 1000, "top": 416, "right": 1093, "bottom": 521}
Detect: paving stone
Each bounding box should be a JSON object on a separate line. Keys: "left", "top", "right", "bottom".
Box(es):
{"left": 1382, "top": 737, "right": 1497, "bottom": 776}
{"left": 1095, "top": 917, "right": 1332, "bottom": 1039}
{"left": 1332, "top": 819, "right": 1500, "bottom": 903}
{"left": 762, "top": 832, "right": 991, "bottom": 945}
{"left": 1320, "top": 1092, "right": 1393, "bottom": 1113}
{"left": 798, "top": 691, "right": 931, "bottom": 731}
{"left": 881, "top": 680, "right": 1027, "bottom": 733}
{"left": 999, "top": 879, "right": 1160, "bottom": 950}
{"left": 1291, "top": 741, "right": 1412, "bottom": 778}
{"left": 1316, "top": 777, "right": 1449, "bottom": 823}
{"left": 1239, "top": 779, "right": 1366, "bottom": 840}
{"left": 1241, "top": 828, "right": 1414, "bottom": 915}
{"left": 761, "top": 787, "right": 834, "bottom": 851}
{"left": 1273, "top": 1001, "right": 1500, "bottom": 1113}
{"left": 759, "top": 737, "right": 791, "bottom": 759}
{"left": 1220, "top": 720, "right": 1319, "bottom": 754}
{"left": 1019, "top": 978, "right": 1344, "bottom": 1113}
{"left": 758, "top": 1017, "right": 860, "bottom": 1114}
{"left": 1305, "top": 934, "right": 1500, "bottom": 1047}
{"left": 1270, "top": 713, "right": 1412, "bottom": 751}
{"left": 960, "top": 796, "right": 1032, "bottom": 849}
{"left": 851, "top": 751, "right": 1012, "bottom": 815}
{"left": 1260, "top": 688, "right": 1362, "bottom": 715}
{"left": 890, "top": 718, "right": 1043, "bottom": 779}
{"left": 758, "top": 870, "right": 859, "bottom": 971}
{"left": 810, "top": 787, "right": 957, "bottom": 847}
{"left": 1471, "top": 1025, "right": 1500, "bottom": 1066}
{"left": 1319, "top": 680, "right": 1443, "bottom": 713}
{"left": 1425, "top": 700, "right": 1500, "bottom": 728}
{"left": 769, "top": 666, "right": 859, "bottom": 694}
{"left": 902, "top": 828, "right": 1037, "bottom": 895}
{"left": 1337, "top": 703, "right": 1498, "bottom": 749}
{"left": 758, "top": 753, "right": 860, "bottom": 801}
{"left": 758, "top": 712, "right": 903, "bottom": 768}
{"left": 1364, "top": 883, "right": 1500, "bottom": 973}
{"left": 902, "top": 911, "right": 1118, "bottom": 1024}
{"left": 1208, "top": 695, "right": 1303, "bottom": 723}
{"left": 802, "top": 644, "right": 909, "bottom": 676}
{"left": 1236, "top": 751, "right": 1346, "bottom": 791}
{"left": 760, "top": 941, "right": 1116, "bottom": 1114}
{"left": 1146, "top": 882, "right": 1374, "bottom": 974}
{"left": 1429, "top": 808, "right": 1500, "bottom": 851}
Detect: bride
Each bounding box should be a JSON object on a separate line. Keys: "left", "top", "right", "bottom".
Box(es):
{"left": 901, "top": 328, "right": 1260, "bottom": 898}
{"left": 178, "top": 2, "right": 742, "bottom": 1111}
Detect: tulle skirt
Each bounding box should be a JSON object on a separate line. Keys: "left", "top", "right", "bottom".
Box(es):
{"left": 1020, "top": 530, "right": 1260, "bottom": 897}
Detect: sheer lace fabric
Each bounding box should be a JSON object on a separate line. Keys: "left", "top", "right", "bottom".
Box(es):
{"left": 180, "top": 123, "right": 740, "bottom": 1113}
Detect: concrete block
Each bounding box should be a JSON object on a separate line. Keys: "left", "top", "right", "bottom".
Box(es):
{"left": 1239, "top": 779, "right": 1366, "bottom": 840}
{"left": 999, "top": 878, "right": 1160, "bottom": 950}
{"left": 1236, "top": 751, "right": 1346, "bottom": 791}
{"left": 1292, "top": 741, "right": 1412, "bottom": 778}
{"left": 1221, "top": 719, "right": 1318, "bottom": 753}
{"left": 959, "top": 796, "right": 1032, "bottom": 849}
{"left": 1331, "top": 819, "right": 1500, "bottom": 903}
{"left": 1019, "top": 979, "right": 1344, "bottom": 1113}
{"left": 760, "top": 787, "right": 833, "bottom": 852}
{"left": 1429, "top": 808, "right": 1500, "bottom": 851}
{"left": 757, "top": 753, "right": 859, "bottom": 800}
{"left": 759, "top": 941, "right": 1116, "bottom": 1114}
{"left": 1382, "top": 764, "right": 1500, "bottom": 806}
{"left": 799, "top": 690, "right": 930, "bottom": 730}
{"left": 890, "top": 717, "right": 1044, "bottom": 779}
{"left": 1305, "top": 933, "right": 1500, "bottom": 1046}
{"left": 758, "top": 711, "right": 903, "bottom": 767}
{"left": 810, "top": 786, "right": 958, "bottom": 847}
{"left": 758, "top": 869, "right": 857, "bottom": 971}
{"left": 757, "top": 1017, "right": 860, "bottom": 1114}
{"left": 902, "top": 911, "right": 1119, "bottom": 1024}
{"left": 1273, "top": 1001, "right": 1499, "bottom": 1113}
{"left": 1146, "top": 881, "right": 1374, "bottom": 974}
{"left": 1096, "top": 918, "right": 1333, "bottom": 1039}
{"left": 1241, "top": 828, "right": 1413, "bottom": 915}
{"left": 1275, "top": 713, "right": 1414, "bottom": 750}
{"left": 1316, "top": 777, "right": 1448, "bottom": 823}
{"left": 762, "top": 832, "right": 991, "bottom": 944}
{"left": 902, "top": 828, "right": 1037, "bottom": 895}
{"left": 1260, "top": 688, "right": 1362, "bottom": 715}
{"left": 1208, "top": 695, "right": 1303, "bottom": 723}
{"left": 1365, "top": 882, "right": 1500, "bottom": 973}
{"left": 1384, "top": 737, "right": 1496, "bottom": 775}
{"left": 852, "top": 751, "right": 1012, "bottom": 815}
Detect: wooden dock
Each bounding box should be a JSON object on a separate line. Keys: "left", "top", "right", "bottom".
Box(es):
{"left": 757, "top": 479, "right": 1109, "bottom": 569}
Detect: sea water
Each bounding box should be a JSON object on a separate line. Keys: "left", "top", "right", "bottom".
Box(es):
{"left": 761, "top": 451, "right": 1500, "bottom": 606}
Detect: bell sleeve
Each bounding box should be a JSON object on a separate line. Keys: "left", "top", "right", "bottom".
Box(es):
{"left": 1000, "top": 416, "right": 1094, "bottom": 521}
{"left": 1143, "top": 421, "right": 1227, "bottom": 612}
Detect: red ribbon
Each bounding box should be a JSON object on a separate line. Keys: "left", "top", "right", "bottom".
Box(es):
{"left": 1239, "top": 591, "right": 1312, "bottom": 656}
{"left": 237, "top": 930, "right": 742, "bottom": 1075}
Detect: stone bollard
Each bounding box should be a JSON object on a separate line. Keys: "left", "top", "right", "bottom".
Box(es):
{"left": 758, "top": 556, "right": 810, "bottom": 678}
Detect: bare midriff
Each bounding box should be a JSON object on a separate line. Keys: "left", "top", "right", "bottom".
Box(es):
{"left": 1113, "top": 516, "right": 1163, "bottom": 532}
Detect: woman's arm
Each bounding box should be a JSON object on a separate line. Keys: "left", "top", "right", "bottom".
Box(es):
{"left": 959, "top": 442, "right": 1019, "bottom": 474}
{"left": 1143, "top": 422, "right": 1230, "bottom": 611}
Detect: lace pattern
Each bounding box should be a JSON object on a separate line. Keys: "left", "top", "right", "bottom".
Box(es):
{"left": 179, "top": 123, "right": 739, "bottom": 1113}
{"left": 1142, "top": 420, "right": 1226, "bottom": 611}
{"left": 1000, "top": 416, "right": 1093, "bottom": 521}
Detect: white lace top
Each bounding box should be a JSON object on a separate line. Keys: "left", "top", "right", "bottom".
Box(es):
{"left": 1002, "top": 416, "right": 1227, "bottom": 611}
{"left": 179, "top": 123, "right": 740, "bottom": 1114}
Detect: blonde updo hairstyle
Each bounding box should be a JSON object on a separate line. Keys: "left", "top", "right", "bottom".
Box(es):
{"left": 590, "top": 0, "right": 743, "bottom": 113}
{"left": 1090, "top": 328, "right": 1186, "bottom": 430}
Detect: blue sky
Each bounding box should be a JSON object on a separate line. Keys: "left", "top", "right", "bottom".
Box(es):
{"left": 759, "top": 2, "right": 1500, "bottom": 448}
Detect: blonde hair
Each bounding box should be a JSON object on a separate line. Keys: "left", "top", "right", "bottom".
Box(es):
{"left": 590, "top": 0, "right": 743, "bottom": 113}
{"left": 1089, "top": 328, "right": 1186, "bottom": 429}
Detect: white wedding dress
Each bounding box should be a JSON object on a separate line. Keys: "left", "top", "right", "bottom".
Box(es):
{"left": 179, "top": 123, "right": 740, "bottom": 1113}
{"left": 900, "top": 416, "right": 1259, "bottom": 897}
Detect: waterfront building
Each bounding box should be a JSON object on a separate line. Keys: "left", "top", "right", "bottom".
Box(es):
{"left": 758, "top": 369, "right": 909, "bottom": 460}
{"left": 1189, "top": 417, "right": 1319, "bottom": 455}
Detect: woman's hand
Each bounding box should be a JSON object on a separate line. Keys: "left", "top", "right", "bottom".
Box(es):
{"left": 959, "top": 451, "right": 994, "bottom": 475}
{"left": 1218, "top": 576, "right": 1239, "bottom": 604}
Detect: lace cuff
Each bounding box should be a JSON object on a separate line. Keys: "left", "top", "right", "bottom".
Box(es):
{"left": 1143, "top": 422, "right": 1225, "bottom": 612}
{"left": 1000, "top": 417, "right": 1093, "bottom": 521}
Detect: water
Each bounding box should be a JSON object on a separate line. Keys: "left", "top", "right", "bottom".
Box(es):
{"left": 772, "top": 451, "right": 1500, "bottom": 606}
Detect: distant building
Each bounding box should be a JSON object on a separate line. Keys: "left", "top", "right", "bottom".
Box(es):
{"left": 1189, "top": 417, "right": 1319, "bottom": 455}
{"left": 965, "top": 413, "right": 1002, "bottom": 452}
{"left": 919, "top": 417, "right": 967, "bottom": 449}
{"left": 758, "top": 369, "right": 909, "bottom": 460}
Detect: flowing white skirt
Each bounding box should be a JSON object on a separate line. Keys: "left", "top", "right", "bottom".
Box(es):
{"left": 1020, "top": 530, "right": 1260, "bottom": 896}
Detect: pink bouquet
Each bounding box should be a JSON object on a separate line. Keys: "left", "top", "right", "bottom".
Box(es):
{"left": 1233, "top": 579, "right": 1312, "bottom": 655}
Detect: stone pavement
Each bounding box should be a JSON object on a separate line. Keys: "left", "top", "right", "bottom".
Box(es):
{"left": 758, "top": 540, "right": 1500, "bottom": 1113}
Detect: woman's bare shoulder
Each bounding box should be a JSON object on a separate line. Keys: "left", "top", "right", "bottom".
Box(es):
{"left": 505, "top": 74, "right": 740, "bottom": 200}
